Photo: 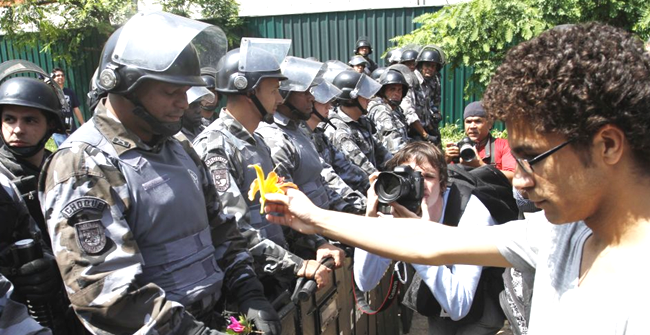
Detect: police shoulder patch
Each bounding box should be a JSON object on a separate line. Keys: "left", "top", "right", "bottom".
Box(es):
{"left": 75, "top": 220, "right": 107, "bottom": 254}
{"left": 211, "top": 169, "right": 230, "bottom": 192}
{"left": 61, "top": 197, "right": 108, "bottom": 219}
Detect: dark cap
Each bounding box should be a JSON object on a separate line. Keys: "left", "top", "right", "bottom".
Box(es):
{"left": 463, "top": 101, "right": 486, "bottom": 119}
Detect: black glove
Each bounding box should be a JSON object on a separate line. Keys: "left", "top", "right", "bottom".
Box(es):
{"left": 7, "top": 254, "right": 62, "bottom": 302}
{"left": 239, "top": 297, "right": 281, "bottom": 335}
{"left": 425, "top": 134, "right": 440, "bottom": 146}
{"left": 177, "top": 312, "right": 227, "bottom": 335}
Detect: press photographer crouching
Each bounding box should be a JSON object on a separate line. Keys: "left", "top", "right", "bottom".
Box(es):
{"left": 354, "top": 141, "right": 505, "bottom": 334}
{"left": 445, "top": 101, "right": 516, "bottom": 182}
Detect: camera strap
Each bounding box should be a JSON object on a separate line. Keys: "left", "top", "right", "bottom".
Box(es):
{"left": 353, "top": 261, "right": 407, "bottom": 315}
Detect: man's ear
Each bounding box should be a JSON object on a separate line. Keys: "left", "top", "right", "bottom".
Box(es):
{"left": 594, "top": 124, "right": 625, "bottom": 167}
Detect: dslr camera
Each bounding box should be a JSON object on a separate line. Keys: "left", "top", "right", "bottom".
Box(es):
{"left": 456, "top": 137, "right": 477, "bottom": 162}
{"left": 375, "top": 165, "right": 424, "bottom": 215}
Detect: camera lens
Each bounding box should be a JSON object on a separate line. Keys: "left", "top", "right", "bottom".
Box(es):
{"left": 459, "top": 144, "right": 476, "bottom": 161}
{"left": 375, "top": 173, "right": 405, "bottom": 203}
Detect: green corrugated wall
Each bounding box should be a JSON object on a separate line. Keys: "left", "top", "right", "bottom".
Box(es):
{"left": 1, "top": 6, "right": 480, "bottom": 126}
{"left": 244, "top": 7, "right": 481, "bottom": 126}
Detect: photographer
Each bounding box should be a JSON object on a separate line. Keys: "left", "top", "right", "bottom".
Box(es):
{"left": 354, "top": 142, "right": 503, "bottom": 334}
{"left": 445, "top": 101, "right": 515, "bottom": 181}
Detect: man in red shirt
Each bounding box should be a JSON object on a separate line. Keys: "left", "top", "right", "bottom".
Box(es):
{"left": 445, "top": 101, "right": 516, "bottom": 181}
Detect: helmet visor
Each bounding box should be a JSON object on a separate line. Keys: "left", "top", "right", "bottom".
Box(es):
{"left": 280, "top": 57, "right": 326, "bottom": 93}
{"left": 187, "top": 86, "right": 215, "bottom": 104}
{"left": 352, "top": 74, "right": 382, "bottom": 99}
{"left": 323, "top": 60, "right": 351, "bottom": 83}
{"left": 239, "top": 38, "right": 291, "bottom": 73}
{"left": 0, "top": 59, "right": 67, "bottom": 113}
{"left": 382, "top": 64, "right": 418, "bottom": 87}
{"left": 113, "top": 11, "right": 227, "bottom": 72}
{"left": 310, "top": 80, "right": 342, "bottom": 104}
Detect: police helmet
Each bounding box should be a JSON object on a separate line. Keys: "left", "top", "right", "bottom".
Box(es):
{"left": 348, "top": 55, "right": 369, "bottom": 67}
{"left": 201, "top": 67, "right": 217, "bottom": 89}
{"left": 378, "top": 69, "right": 409, "bottom": 101}
{"left": 416, "top": 45, "right": 446, "bottom": 70}
{"left": 355, "top": 37, "right": 373, "bottom": 55}
{"left": 332, "top": 70, "right": 381, "bottom": 101}
{"left": 371, "top": 67, "right": 386, "bottom": 81}
{"left": 215, "top": 38, "right": 290, "bottom": 94}
{"left": 279, "top": 57, "right": 325, "bottom": 100}
{"left": 400, "top": 49, "right": 419, "bottom": 63}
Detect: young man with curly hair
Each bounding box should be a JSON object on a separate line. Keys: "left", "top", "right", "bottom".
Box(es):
{"left": 264, "top": 23, "right": 650, "bottom": 334}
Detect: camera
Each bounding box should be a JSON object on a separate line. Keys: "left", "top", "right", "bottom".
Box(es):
{"left": 457, "top": 137, "right": 476, "bottom": 162}
{"left": 375, "top": 165, "right": 424, "bottom": 215}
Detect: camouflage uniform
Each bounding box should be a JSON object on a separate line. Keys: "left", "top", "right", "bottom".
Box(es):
{"left": 0, "top": 146, "right": 50, "bottom": 247}
{"left": 192, "top": 112, "right": 315, "bottom": 291}
{"left": 309, "top": 123, "right": 370, "bottom": 194}
{"left": 367, "top": 98, "right": 410, "bottom": 155}
{"left": 0, "top": 274, "right": 51, "bottom": 335}
{"left": 400, "top": 70, "right": 442, "bottom": 141}
{"left": 324, "top": 108, "right": 393, "bottom": 178}
{"left": 256, "top": 113, "right": 365, "bottom": 214}
{"left": 39, "top": 102, "right": 257, "bottom": 334}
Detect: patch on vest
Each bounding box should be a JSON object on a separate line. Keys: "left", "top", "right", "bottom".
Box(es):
{"left": 61, "top": 197, "right": 108, "bottom": 219}
{"left": 205, "top": 155, "right": 228, "bottom": 168}
{"left": 211, "top": 169, "right": 230, "bottom": 192}
{"left": 75, "top": 220, "right": 107, "bottom": 254}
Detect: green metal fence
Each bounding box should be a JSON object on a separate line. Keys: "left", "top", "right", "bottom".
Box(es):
{"left": 1, "top": 6, "right": 481, "bottom": 126}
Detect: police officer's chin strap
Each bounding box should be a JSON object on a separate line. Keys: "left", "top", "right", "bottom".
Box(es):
{"left": 311, "top": 106, "right": 337, "bottom": 130}
{"left": 354, "top": 99, "right": 369, "bottom": 115}
{"left": 249, "top": 93, "right": 274, "bottom": 124}
{"left": 284, "top": 101, "right": 311, "bottom": 121}
{"left": 1, "top": 130, "right": 51, "bottom": 159}
{"left": 127, "top": 94, "right": 183, "bottom": 137}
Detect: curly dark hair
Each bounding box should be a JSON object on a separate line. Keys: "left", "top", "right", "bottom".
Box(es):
{"left": 484, "top": 23, "right": 650, "bottom": 171}
{"left": 385, "top": 141, "right": 448, "bottom": 195}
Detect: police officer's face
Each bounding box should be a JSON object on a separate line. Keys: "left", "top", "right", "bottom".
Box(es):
{"left": 286, "top": 90, "right": 315, "bottom": 115}
{"left": 419, "top": 62, "right": 437, "bottom": 78}
{"left": 358, "top": 96, "right": 370, "bottom": 110}
{"left": 313, "top": 101, "right": 331, "bottom": 119}
{"left": 358, "top": 46, "right": 370, "bottom": 56}
{"left": 464, "top": 116, "right": 492, "bottom": 143}
{"left": 353, "top": 65, "right": 365, "bottom": 74}
{"left": 2, "top": 106, "right": 50, "bottom": 147}
{"left": 182, "top": 102, "right": 203, "bottom": 127}
{"left": 255, "top": 78, "right": 283, "bottom": 114}
{"left": 384, "top": 84, "right": 403, "bottom": 102}
{"left": 402, "top": 61, "right": 416, "bottom": 72}
{"left": 136, "top": 81, "right": 190, "bottom": 123}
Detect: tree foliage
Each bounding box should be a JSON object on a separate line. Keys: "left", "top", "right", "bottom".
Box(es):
{"left": 0, "top": 0, "right": 243, "bottom": 64}
{"left": 393, "top": 0, "right": 650, "bottom": 96}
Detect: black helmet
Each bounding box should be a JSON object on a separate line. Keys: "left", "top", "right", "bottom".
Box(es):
{"left": 400, "top": 49, "right": 419, "bottom": 63}
{"left": 378, "top": 69, "right": 408, "bottom": 103}
{"left": 355, "top": 37, "right": 373, "bottom": 55}
{"left": 348, "top": 55, "right": 369, "bottom": 67}
{"left": 416, "top": 45, "right": 446, "bottom": 70}
{"left": 0, "top": 59, "right": 67, "bottom": 157}
{"left": 279, "top": 57, "right": 325, "bottom": 120}
{"left": 332, "top": 70, "right": 381, "bottom": 101}
{"left": 95, "top": 11, "right": 227, "bottom": 137}
{"left": 201, "top": 67, "right": 217, "bottom": 89}
{"left": 371, "top": 67, "right": 386, "bottom": 81}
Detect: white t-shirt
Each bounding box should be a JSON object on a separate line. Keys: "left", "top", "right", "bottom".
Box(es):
{"left": 496, "top": 212, "right": 649, "bottom": 334}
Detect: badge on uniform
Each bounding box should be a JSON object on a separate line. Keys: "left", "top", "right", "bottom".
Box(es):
{"left": 212, "top": 169, "right": 230, "bottom": 192}
{"left": 75, "top": 220, "right": 107, "bottom": 254}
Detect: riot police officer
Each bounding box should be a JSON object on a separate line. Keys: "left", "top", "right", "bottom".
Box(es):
{"left": 199, "top": 67, "right": 220, "bottom": 130}
{"left": 416, "top": 45, "right": 446, "bottom": 143}
{"left": 39, "top": 12, "right": 279, "bottom": 334}
{"left": 353, "top": 37, "right": 378, "bottom": 73}
{"left": 192, "top": 40, "right": 333, "bottom": 302}
{"left": 177, "top": 86, "right": 214, "bottom": 142}
{"left": 0, "top": 60, "right": 67, "bottom": 247}
{"left": 324, "top": 70, "right": 391, "bottom": 180}
{"left": 367, "top": 66, "right": 413, "bottom": 154}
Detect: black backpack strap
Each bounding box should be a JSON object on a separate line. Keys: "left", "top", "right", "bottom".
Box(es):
{"left": 353, "top": 261, "right": 406, "bottom": 315}
{"left": 441, "top": 183, "right": 472, "bottom": 228}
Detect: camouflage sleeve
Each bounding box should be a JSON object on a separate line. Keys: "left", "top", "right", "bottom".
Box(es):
{"left": 372, "top": 133, "right": 393, "bottom": 172}
{"left": 329, "top": 143, "right": 371, "bottom": 194}
{"left": 179, "top": 140, "right": 259, "bottom": 302}
{"left": 325, "top": 122, "right": 378, "bottom": 177}
{"left": 370, "top": 105, "right": 409, "bottom": 155}
{"left": 320, "top": 159, "right": 366, "bottom": 214}
{"left": 0, "top": 274, "right": 52, "bottom": 335}
{"left": 400, "top": 90, "right": 421, "bottom": 126}
{"left": 256, "top": 128, "right": 297, "bottom": 183}
{"left": 39, "top": 145, "right": 192, "bottom": 335}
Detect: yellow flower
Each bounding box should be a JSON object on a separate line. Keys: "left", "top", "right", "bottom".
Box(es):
{"left": 248, "top": 164, "right": 297, "bottom": 213}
